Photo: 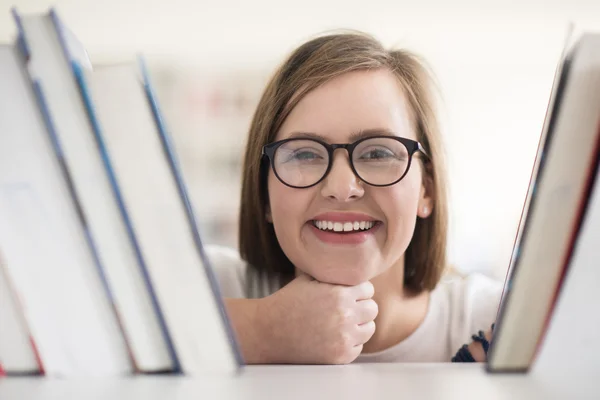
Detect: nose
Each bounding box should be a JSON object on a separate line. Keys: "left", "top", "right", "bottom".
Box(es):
{"left": 320, "top": 150, "right": 364, "bottom": 202}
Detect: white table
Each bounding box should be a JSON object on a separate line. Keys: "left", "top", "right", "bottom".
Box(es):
{"left": 1, "top": 363, "right": 598, "bottom": 400}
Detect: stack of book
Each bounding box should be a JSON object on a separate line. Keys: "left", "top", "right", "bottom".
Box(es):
{"left": 0, "top": 7, "right": 242, "bottom": 377}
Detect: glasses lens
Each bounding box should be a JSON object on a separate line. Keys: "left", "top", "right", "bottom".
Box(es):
{"left": 273, "top": 139, "right": 329, "bottom": 187}
{"left": 352, "top": 137, "right": 410, "bottom": 185}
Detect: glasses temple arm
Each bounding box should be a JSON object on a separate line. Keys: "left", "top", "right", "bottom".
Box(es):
{"left": 417, "top": 143, "right": 430, "bottom": 159}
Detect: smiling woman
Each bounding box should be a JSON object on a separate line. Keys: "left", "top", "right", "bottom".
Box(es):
{"left": 206, "top": 31, "right": 502, "bottom": 365}
{"left": 264, "top": 68, "right": 434, "bottom": 289}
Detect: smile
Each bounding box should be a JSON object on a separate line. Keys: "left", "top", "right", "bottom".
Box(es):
{"left": 312, "top": 220, "right": 377, "bottom": 232}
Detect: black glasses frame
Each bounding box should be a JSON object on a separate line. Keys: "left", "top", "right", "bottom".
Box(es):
{"left": 261, "top": 135, "right": 430, "bottom": 189}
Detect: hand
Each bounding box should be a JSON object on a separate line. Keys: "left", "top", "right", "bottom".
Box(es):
{"left": 466, "top": 327, "right": 493, "bottom": 362}
{"left": 258, "top": 273, "right": 378, "bottom": 365}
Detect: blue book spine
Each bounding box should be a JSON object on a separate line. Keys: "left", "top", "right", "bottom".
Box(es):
{"left": 13, "top": 8, "right": 114, "bottom": 325}
{"left": 13, "top": 7, "right": 133, "bottom": 373}
{"left": 71, "top": 62, "right": 182, "bottom": 374}
{"left": 11, "top": 8, "right": 30, "bottom": 60}
{"left": 139, "top": 57, "right": 245, "bottom": 368}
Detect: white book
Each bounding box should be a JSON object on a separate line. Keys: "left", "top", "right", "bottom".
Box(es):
{"left": 80, "top": 60, "right": 242, "bottom": 375}
{"left": 0, "top": 26, "right": 130, "bottom": 377}
{"left": 12, "top": 8, "right": 176, "bottom": 373}
{"left": 0, "top": 248, "right": 40, "bottom": 374}
{"left": 534, "top": 168, "right": 600, "bottom": 380}
{"left": 487, "top": 32, "right": 600, "bottom": 372}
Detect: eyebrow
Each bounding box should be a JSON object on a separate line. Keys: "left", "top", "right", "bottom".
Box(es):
{"left": 287, "top": 128, "right": 397, "bottom": 142}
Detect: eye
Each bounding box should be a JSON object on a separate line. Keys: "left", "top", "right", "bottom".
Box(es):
{"left": 278, "top": 147, "right": 327, "bottom": 164}
{"left": 358, "top": 147, "right": 396, "bottom": 160}
{"left": 292, "top": 149, "right": 323, "bottom": 161}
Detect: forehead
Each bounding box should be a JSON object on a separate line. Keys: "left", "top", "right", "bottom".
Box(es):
{"left": 276, "top": 69, "right": 415, "bottom": 142}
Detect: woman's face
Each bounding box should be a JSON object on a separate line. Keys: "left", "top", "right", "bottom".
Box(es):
{"left": 267, "top": 69, "right": 432, "bottom": 286}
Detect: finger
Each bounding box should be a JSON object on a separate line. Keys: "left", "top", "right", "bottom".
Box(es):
{"left": 355, "top": 299, "right": 378, "bottom": 325}
{"left": 344, "top": 344, "right": 363, "bottom": 364}
{"left": 333, "top": 344, "right": 363, "bottom": 365}
{"left": 355, "top": 320, "right": 376, "bottom": 346}
{"left": 351, "top": 280, "right": 374, "bottom": 301}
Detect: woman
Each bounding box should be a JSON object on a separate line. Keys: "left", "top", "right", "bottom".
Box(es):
{"left": 208, "top": 31, "right": 501, "bottom": 364}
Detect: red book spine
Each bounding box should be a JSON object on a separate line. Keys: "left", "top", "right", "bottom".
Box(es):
{"left": 30, "top": 337, "right": 45, "bottom": 375}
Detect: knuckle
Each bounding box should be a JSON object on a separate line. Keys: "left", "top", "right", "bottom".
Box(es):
{"left": 340, "top": 331, "right": 353, "bottom": 348}
{"left": 335, "top": 345, "right": 361, "bottom": 365}
{"left": 331, "top": 334, "right": 354, "bottom": 364}
{"left": 339, "top": 307, "right": 354, "bottom": 324}
{"left": 332, "top": 295, "right": 350, "bottom": 314}
{"left": 330, "top": 345, "right": 344, "bottom": 364}
{"left": 333, "top": 286, "right": 349, "bottom": 304}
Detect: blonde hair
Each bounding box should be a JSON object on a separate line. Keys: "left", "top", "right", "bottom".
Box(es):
{"left": 239, "top": 31, "right": 449, "bottom": 292}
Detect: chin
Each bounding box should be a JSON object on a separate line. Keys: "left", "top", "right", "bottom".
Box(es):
{"left": 307, "top": 260, "right": 378, "bottom": 286}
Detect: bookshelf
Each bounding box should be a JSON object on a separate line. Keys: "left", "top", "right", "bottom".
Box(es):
{"left": 2, "top": 8, "right": 599, "bottom": 392}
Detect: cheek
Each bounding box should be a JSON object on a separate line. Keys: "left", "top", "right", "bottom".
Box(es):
{"left": 379, "top": 179, "right": 422, "bottom": 243}
{"left": 267, "top": 172, "right": 310, "bottom": 243}
{"left": 268, "top": 172, "right": 297, "bottom": 218}
{"left": 381, "top": 176, "right": 421, "bottom": 216}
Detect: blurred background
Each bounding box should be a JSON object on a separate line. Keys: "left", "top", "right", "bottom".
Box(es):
{"left": 1, "top": 0, "right": 598, "bottom": 281}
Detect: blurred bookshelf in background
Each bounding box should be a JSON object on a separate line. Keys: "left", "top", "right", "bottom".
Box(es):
{"left": 149, "top": 64, "right": 270, "bottom": 249}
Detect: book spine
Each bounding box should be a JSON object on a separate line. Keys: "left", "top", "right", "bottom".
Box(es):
{"left": 139, "top": 58, "right": 244, "bottom": 368}
{"left": 11, "top": 9, "right": 133, "bottom": 375}
{"left": 35, "top": 10, "right": 139, "bottom": 373}
{"left": 11, "top": 8, "right": 30, "bottom": 60}
{"left": 71, "top": 62, "right": 181, "bottom": 374}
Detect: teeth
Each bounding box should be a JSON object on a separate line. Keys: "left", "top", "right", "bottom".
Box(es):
{"left": 313, "top": 220, "right": 375, "bottom": 232}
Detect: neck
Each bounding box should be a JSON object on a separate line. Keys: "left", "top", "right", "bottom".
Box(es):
{"left": 362, "top": 256, "right": 430, "bottom": 354}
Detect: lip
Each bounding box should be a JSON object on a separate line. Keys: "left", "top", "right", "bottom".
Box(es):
{"left": 310, "top": 212, "right": 379, "bottom": 223}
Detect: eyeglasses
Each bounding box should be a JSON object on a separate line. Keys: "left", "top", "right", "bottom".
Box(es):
{"left": 262, "top": 135, "right": 429, "bottom": 189}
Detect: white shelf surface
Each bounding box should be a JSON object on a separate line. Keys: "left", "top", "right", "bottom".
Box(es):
{"left": 1, "top": 363, "right": 599, "bottom": 400}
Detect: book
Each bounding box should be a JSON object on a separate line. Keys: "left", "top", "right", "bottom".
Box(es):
{"left": 0, "top": 14, "right": 131, "bottom": 377}
{"left": 0, "top": 248, "right": 42, "bottom": 375}
{"left": 487, "top": 32, "right": 600, "bottom": 372}
{"left": 11, "top": 7, "right": 178, "bottom": 374}
{"left": 496, "top": 26, "right": 574, "bottom": 306}
{"left": 76, "top": 58, "right": 243, "bottom": 375}
{"left": 532, "top": 167, "right": 600, "bottom": 379}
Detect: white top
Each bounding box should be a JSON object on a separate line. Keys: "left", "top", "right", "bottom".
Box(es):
{"left": 206, "top": 245, "right": 504, "bottom": 363}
